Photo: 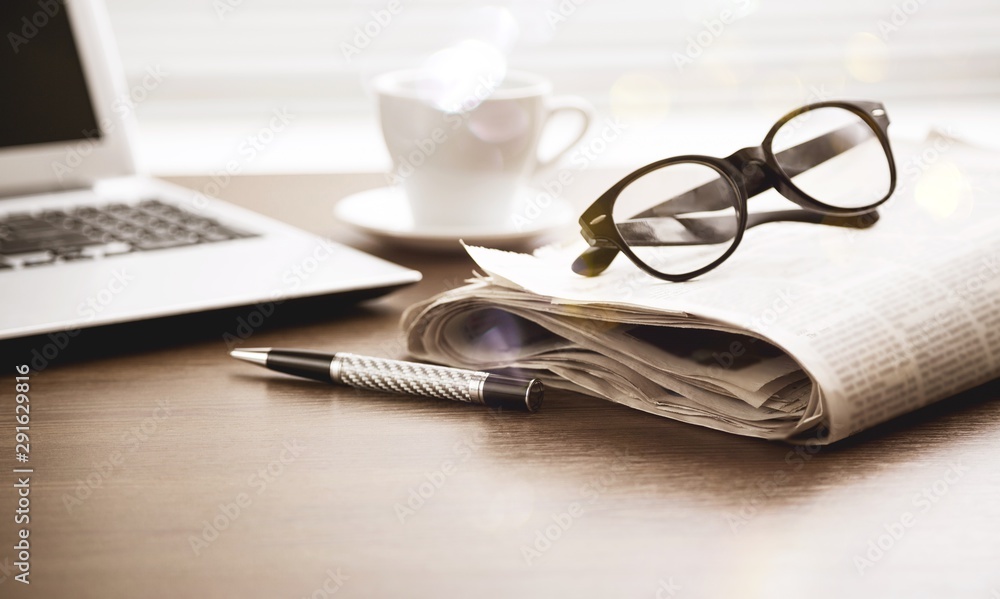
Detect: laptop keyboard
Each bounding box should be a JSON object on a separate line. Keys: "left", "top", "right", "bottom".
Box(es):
{"left": 0, "top": 199, "right": 257, "bottom": 270}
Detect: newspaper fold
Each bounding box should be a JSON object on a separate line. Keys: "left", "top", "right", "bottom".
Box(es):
{"left": 402, "top": 136, "right": 1000, "bottom": 443}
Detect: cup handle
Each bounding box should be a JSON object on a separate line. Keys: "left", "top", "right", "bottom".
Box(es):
{"left": 534, "top": 95, "right": 595, "bottom": 172}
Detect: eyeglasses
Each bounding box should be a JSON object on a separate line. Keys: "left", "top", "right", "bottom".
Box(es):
{"left": 573, "top": 100, "right": 896, "bottom": 282}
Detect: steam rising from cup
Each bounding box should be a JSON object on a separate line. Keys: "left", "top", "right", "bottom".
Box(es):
{"left": 413, "top": 6, "right": 519, "bottom": 114}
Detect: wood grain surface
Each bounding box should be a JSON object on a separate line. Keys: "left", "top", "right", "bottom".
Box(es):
{"left": 1, "top": 173, "right": 998, "bottom": 598}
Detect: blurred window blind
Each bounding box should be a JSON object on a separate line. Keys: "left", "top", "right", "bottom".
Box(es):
{"left": 104, "top": 0, "right": 1000, "bottom": 119}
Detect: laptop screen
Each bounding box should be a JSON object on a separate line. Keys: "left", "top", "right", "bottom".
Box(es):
{"left": 1, "top": 0, "right": 101, "bottom": 149}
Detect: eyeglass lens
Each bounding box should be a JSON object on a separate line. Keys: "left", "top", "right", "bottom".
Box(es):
{"left": 771, "top": 107, "right": 892, "bottom": 209}
{"left": 611, "top": 162, "right": 741, "bottom": 277}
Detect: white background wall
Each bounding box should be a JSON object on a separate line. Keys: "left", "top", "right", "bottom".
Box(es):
{"left": 101, "top": 0, "right": 1000, "bottom": 174}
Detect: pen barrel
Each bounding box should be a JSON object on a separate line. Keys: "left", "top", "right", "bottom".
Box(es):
{"left": 331, "top": 353, "right": 541, "bottom": 412}
{"left": 332, "top": 353, "right": 488, "bottom": 404}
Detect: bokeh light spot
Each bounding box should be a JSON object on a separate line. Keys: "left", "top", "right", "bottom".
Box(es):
{"left": 846, "top": 33, "right": 888, "bottom": 83}
{"left": 610, "top": 72, "right": 671, "bottom": 124}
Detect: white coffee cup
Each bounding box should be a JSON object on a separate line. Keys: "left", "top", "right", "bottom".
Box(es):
{"left": 373, "top": 70, "right": 593, "bottom": 228}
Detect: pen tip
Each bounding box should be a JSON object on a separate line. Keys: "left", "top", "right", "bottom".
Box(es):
{"left": 230, "top": 348, "right": 270, "bottom": 366}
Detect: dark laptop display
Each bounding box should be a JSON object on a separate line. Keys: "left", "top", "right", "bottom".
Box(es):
{"left": 1, "top": 0, "right": 101, "bottom": 149}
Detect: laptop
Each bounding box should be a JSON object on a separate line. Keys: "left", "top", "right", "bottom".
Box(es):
{"left": 0, "top": 0, "right": 421, "bottom": 341}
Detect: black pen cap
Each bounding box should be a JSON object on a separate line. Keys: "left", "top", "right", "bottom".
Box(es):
{"left": 482, "top": 375, "right": 544, "bottom": 412}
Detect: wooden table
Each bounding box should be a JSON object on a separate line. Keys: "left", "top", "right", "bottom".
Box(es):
{"left": 2, "top": 174, "right": 999, "bottom": 598}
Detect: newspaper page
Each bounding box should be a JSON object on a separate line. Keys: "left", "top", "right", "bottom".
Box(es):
{"left": 403, "top": 135, "right": 1000, "bottom": 443}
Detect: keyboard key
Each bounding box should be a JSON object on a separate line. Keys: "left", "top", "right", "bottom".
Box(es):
{"left": 59, "top": 251, "right": 96, "bottom": 262}
{"left": 8, "top": 251, "right": 56, "bottom": 268}
{"left": 1, "top": 232, "right": 96, "bottom": 254}
{"left": 0, "top": 198, "right": 257, "bottom": 263}
{"left": 71, "top": 206, "right": 99, "bottom": 217}
{"left": 199, "top": 226, "right": 237, "bottom": 242}
{"left": 133, "top": 236, "right": 199, "bottom": 251}
{"left": 114, "top": 222, "right": 141, "bottom": 237}
{"left": 100, "top": 242, "right": 132, "bottom": 256}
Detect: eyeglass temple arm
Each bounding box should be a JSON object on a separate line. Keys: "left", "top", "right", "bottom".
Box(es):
{"left": 572, "top": 210, "right": 879, "bottom": 274}
{"left": 573, "top": 121, "right": 873, "bottom": 276}
{"left": 744, "top": 208, "right": 879, "bottom": 230}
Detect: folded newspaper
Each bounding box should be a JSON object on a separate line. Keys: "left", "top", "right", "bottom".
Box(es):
{"left": 402, "top": 135, "right": 1000, "bottom": 444}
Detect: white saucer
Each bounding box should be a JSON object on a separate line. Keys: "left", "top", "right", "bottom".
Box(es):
{"left": 333, "top": 186, "right": 577, "bottom": 251}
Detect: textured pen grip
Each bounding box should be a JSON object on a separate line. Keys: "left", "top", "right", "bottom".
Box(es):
{"left": 333, "top": 353, "right": 488, "bottom": 404}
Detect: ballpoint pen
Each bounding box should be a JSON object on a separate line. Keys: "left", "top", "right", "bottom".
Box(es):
{"left": 230, "top": 348, "right": 543, "bottom": 412}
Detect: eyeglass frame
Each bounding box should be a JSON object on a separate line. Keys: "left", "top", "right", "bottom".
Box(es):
{"left": 575, "top": 100, "right": 897, "bottom": 282}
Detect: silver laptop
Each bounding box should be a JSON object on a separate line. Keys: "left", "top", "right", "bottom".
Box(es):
{"left": 0, "top": 0, "right": 421, "bottom": 341}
